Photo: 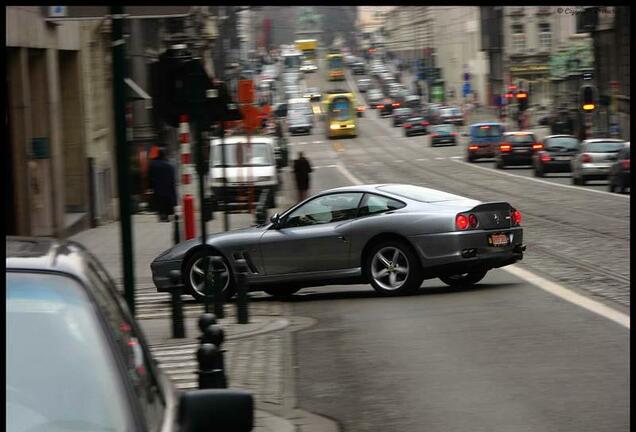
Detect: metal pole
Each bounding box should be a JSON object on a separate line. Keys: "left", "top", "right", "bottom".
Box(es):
{"left": 111, "top": 6, "right": 136, "bottom": 316}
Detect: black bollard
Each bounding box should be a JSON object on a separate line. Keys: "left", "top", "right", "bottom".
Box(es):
{"left": 173, "top": 213, "right": 181, "bottom": 245}
{"left": 208, "top": 256, "right": 225, "bottom": 319}
{"left": 197, "top": 343, "right": 227, "bottom": 389}
{"left": 234, "top": 259, "right": 250, "bottom": 324}
{"left": 198, "top": 313, "right": 217, "bottom": 334}
{"left": 168, "top": 270, "right": 185, "bottom": 338}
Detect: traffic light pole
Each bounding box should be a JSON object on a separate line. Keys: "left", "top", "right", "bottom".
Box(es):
{"left": 111, "top": 6, "right": 136, "bottom": 316}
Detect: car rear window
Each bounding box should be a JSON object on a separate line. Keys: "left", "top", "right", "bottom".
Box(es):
{"left": 472, "top": 125, "right": 501, "bottom": 137}
{"left": 441, "top": 108, "right": 460, "bottom": 116}
{"left": 507, "top": 134, "right": 536, "bottom": 144}
{"left": 377, "top": 184, "right": 466, "bottom": 203}
{"left": 545, "top": 137, "right": 579, "bottom": 150}
{"left": 407, "top": 117, "right": 424, "bottom": 123}
{"left": 587, "top": 141, "right": 625, "bottom": 153}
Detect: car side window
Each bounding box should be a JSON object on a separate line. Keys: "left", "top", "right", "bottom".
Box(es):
{"left": 83, "top": 255, "right": 166, "bottom": 431}
{"left": 358, "top": 193, "right": 405, "bottom": 217}
{"left": 283, "top": 192, "right": 363, "bottom": 227}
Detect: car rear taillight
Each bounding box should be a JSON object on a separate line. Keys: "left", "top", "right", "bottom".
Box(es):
{"left": 581, "top": 153, "right": 592, "bottom": 163}
{"left": 532, "top": 143, "right": 544, "bottom": 150}
{"left": 500, "top": 143, "right": 512, "bottom": 152}
{"left": 468, "top": 213, "right": 478, "bottom": 229}
{"left": 422, "top": 121, "right": 429, "bottom": 126}
{"left": 431, "top": 133, "right": 438, "bottom": 138}
{"left": 452, "top": 132, "right": 458, "bottom": 136}
{"left": 622, "top": 159, "right": 630, "bottom": 170}
{"left": 404, "top": 123, "right": 412, "bottom": 128}
{"left": 377, "top": 104, "right": 383, "bottom": 109}
{"left": 511, "top": 209, "right": 522, "bottom": 226}
{"left": 455, "top": 214, "right": 469, "bottom": 230}
{"left": 392, "top": 102, "right": 400, "bottom": 108}
{"left": 540, "top": 152, "right": 551, "bottom": 162}
{"left": 468, "top": 145, "right": 479, "bottom": 151}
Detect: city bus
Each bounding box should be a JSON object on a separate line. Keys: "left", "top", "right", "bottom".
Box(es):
{"left": 323, "top": 90, "right": 357, "bottom": 139}
{"left": 295, "top": 39, "right": 318, "bottom": 62}
{"left": 326, "top": 53, "right": 345, "bottom": 81}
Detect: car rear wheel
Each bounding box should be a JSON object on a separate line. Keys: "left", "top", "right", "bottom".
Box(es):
{"left": 365, "top": 241, "right": 423, "bottom": 296}
{"left": 534, "top": 166, "right": 544, "bottom": 177}
{"left": 439, "top": 270, "right": 488, "bottom": 287}
{"left": 496, "top": 159, "right": 505, "bottom": 169}
{"left": 263, "top": 286, "right": 301, "bottom": 298}
{"left": 184, "top": 249, "right": 235, "bottom": 302}
{"left": 608, "top": 178, "right": 616, "bottom": 192}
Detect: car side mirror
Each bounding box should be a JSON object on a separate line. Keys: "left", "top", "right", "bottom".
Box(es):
{"left": 270, "top": 213, "right": 281, "bottom": 227}
{"left": 178, "top": 389, "right": 254, "bottom": 432}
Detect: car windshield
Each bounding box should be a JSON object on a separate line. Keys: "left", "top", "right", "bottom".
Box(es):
{"left": 441, "top": 108, "right": 460, "bottom": 116}
{"left": 545, "top": 137, "right": 579, "bottom": 150}
{"left": 587, "top": 141, "right": 625, "bottom": 153}
{"left": 212, "top": 142, "right": 274, "bottom": 167}
{"left": 407, "top": 117, "right": 425, "bottom": 123}
{"left": 395, "top": 108, "right": 412, "bottom": 116}
{"left": 508, "top": 135, "right": 535, "bottom": 144}
{"left": 472, "top": 125, "right": 502, "bottom": 137}
{"left": 7, "top": 272, "right": 133, "bottom": 432}
{"left": 377, "top": 184, "right": 468, "bottom": 203}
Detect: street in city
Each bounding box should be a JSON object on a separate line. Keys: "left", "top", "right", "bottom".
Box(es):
{"left": 7, "top": 6, "right": 629, "bottom": 432}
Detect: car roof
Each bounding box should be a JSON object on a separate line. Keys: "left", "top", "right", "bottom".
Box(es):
{"left": 583, "top": 138, "right": 626, "bottom": 143}
{"left": 6, "top": 236, "right": 91, "bottom": 281}
{"left": 543, "top": 135, "right": 577, "bottom": 139}
{"left": 470, "top": 122, "right": 503, "bottom": 127}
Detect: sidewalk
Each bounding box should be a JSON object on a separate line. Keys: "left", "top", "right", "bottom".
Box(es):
{"left": 69, "top": 169, "right": 339, "bottom": 431}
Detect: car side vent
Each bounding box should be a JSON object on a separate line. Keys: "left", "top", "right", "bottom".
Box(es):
{"left": 234, "top": 251, "right": 259, "bottom": 274}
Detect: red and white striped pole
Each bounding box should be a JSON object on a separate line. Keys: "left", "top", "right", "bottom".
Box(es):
{"left": 179, "top": 115, "right": 196, "bottom": 240}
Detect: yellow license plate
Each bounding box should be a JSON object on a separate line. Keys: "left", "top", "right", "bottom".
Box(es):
{"left": 489, "top": 233, "right": 509, "bottom": 247}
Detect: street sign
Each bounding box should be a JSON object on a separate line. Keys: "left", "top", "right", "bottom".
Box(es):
{"left": 463, "top": 82, "right": 472, "bottom": 97}
{"left": 49, "top": 6, "right": 67, "bottom": 17}
{"left": 238, "top": 80, "right": 255, "bottom": 104}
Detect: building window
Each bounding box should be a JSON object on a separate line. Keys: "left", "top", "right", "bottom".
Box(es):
{"left": 512, "top": 24, "right": 526, "bottom": 51}
{"left": 538, "top": 23, "right": 551, "bottom": 50}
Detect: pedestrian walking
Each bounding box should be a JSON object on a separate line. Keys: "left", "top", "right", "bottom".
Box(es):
{"left": 148, "top": 148, "right": 177, "bottom": 222}
{"left": 293, "top": 152, "right": 313, "bottom": 202}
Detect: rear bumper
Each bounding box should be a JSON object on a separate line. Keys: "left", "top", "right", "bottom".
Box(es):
{"left": 432, "top": 137, "right": 457, "bottom": 145}
{"left": 467, "top": 146, "right": 495, "bottom": 158}
{"left": 540, "top": 160, "right": 573, "bottom": 172}
{"left": 409, "top": 228, "right": 524, "bottom": 271}
{"left": 580, "top": 165, "right": 611, "bottom": 177}
{"left": 500, "top": 153, "right": 533, "bottom": 165}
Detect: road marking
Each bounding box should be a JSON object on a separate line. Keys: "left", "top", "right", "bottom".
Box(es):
{"left": 451, "top": 159, "right": 630, "bottom": 199}
{"left": 312, "top": 140, "right": 323, "bottom": 144}
{"left": 392, "top": 159, "right": 405, "bottom": 163}
{"left": 450, "top": 156, "right": 462, "bottom": 159}
{"left": 504, "top": 265, "right": 629, "bottom": 329}
{"left": 334, "top": 161, "right": 630, "bottom": 327}
{"left": 435, "top": 157, "right": 445, "bottom": 160}
{"left": 313, "top": 164, "right": 338, "bottom": 169}
{"left": 416, "top": 158, "right": 428, "bottom": 161}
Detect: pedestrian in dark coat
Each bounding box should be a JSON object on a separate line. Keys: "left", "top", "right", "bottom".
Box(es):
{"left": 148, "top": 148, "right": 177, "bottom": 222}
{"left": 293, "top": 152, "right": 313, "bottom": 202}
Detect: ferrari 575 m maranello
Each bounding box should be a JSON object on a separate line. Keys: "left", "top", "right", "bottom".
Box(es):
{"left": 151, "top": 184, "right": 525, "bottom": 300}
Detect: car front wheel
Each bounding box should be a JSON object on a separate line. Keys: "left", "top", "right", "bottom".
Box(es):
{"left": 184, "top": 249, "right": 235, "bottom": 302}
{"left": 439, "top": 270, "right": 488, "bottom": 287}
{"left": 365, "top": 240, "right": 423, "bottom": 296}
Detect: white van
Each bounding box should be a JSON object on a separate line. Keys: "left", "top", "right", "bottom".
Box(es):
{"left": 208, "top": 136, "right": 279, "bottom": 209}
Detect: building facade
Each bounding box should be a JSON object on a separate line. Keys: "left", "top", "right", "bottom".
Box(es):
{"left": 480, "top": 6, "right": 505, "bottom": 108}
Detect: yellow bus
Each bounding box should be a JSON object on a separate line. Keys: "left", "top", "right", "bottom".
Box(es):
{"left": 323, "top": 91, "right": 357, "bottom": 139}
{"left": 326, "top": 53, "right": 345, "bottom": 81}
{"left": 295, "top": 39, "right": 318, "bottom": 62}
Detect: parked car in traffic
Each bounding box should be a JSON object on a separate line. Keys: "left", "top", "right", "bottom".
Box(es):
{"left": 392, "top": 107, "right": 414, "bottom": 127}
{"left": 302, "top": 87, "right": 322, "bottom": 102}
{"left": 367, "top": 89, "right": 384, "bottom": 108}
{"left": 495, "top": 131, "right": 540, "bottom": 169}
{"left": 466, "top": 122, "right": 505, "bottom": 162}
{"left": 377, "top": 98, "right": 399, "bottom": 116}
{"left": 352, "top": 62, "right": 366, "bottom": 75}
{"left": 608, "top": 142, "right": 630, "bottom": 193}
{"left": 7, "top": 237, "right": 254, "bottom": 432}
{"left": 402, "top": 95, "right": 422, "bottom": 112}
{"left": 209, "top": 136, "right": 279, "bottom": 209}
{"left": 403, "top": 116, "right": 429, "bottom": 137}
{"left": 571, "top": 138, "right": 627, "bottom": 185}
{"left": 300, "top": 60, "right": 317, "bottom": 73}
{"left": 288, "top": 111, "right": 313, "bottom": 135}
{"left": 430, "top": 124, "right": 459, "bottom": 146}
{"left": 151, "top": 184, "right": 525, "bottom": 300}
{"left": 532, "top": 135, "right": 580, "bottom": 177}
{"left": 439, "top": 106, "right": 464, "bottom": 126}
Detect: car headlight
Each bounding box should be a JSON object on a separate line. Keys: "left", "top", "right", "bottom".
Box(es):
{"left": 330, "top": 124, "right": 340, "bottom": 130}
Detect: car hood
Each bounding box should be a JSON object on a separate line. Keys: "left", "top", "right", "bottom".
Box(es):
{"left": 153, "top": 226, "right": 268, "bottom": 262}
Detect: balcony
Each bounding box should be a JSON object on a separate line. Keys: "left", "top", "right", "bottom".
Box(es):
{"left": 536, "top": 6, "right": 552, "bottom": 15}
{"left": 509, "top": 7, "right": 525, "bottom": 16}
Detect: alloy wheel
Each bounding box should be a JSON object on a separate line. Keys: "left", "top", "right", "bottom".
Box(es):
{"left": 371, "top": 247, "right": 410, "bottom": 291}
{"left": 189, "top": 256, "right": 230, "bottom": 298}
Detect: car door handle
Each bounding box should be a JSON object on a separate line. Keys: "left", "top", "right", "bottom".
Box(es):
{"left": 337, "top": 235, "right": 349, "bottom": 242}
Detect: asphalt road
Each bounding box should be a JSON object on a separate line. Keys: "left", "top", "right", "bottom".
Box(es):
{"left": 271, "top": 63, "right": 630, "bottom": 432}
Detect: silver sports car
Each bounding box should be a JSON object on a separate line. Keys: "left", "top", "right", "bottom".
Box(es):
{"left": 151, "top": 184, "right": 525, "bottom": 300}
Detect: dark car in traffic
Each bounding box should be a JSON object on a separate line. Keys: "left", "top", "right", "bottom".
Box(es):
{"left": 466, "top": 122, "right": 505, "bottom": 162}
{"left": 392, "top": 107, "right": 414, "bottom": 127}
{"left": 151, "top": 184, "right": 525, "bottom": 300}
{"left": 495, "top": 132, "right": 541, "bottom": 169}
{"left": 367, "top": 89, "right": 384, "bottom": 108}
{"left": 377, "top": 98, "right": 399, "bottom": 116}
{"left": 403, "top": 116, "right": 429, "bottom": 137}
{"left": 439, "top": 106, "right": 464, "bottom": 126}
{"left": 352, "top": 62, "right": 366, "bottom": 75}
{"left": 532, "top": 135, "right": 580, "bottom": 177}
{"left": 7, "top": 237, "right": 254, "bottom": 432}
{"left": 608, "top": 143, "right": 630, "bottom": 193}
{"left": 430, "top": 124, "right": 458, "bottom": 146}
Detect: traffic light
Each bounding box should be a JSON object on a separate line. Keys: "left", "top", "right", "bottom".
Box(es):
{"left": 516, "top": 91, "right": 528, "bottom": 111}
{"left": 580, "top": 85, "right": 597, "bottom": 112}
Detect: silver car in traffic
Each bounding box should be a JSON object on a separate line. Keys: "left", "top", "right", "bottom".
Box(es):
{"left": 571, "top": 139, "right": 626, "bottom": 185}
{"left": 151, "top": 184, "right": 525, "bottom": 300}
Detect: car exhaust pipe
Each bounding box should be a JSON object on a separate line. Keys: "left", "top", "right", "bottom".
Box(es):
{"left": 461, "top": 248, "right": 477, "bottom": 258}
